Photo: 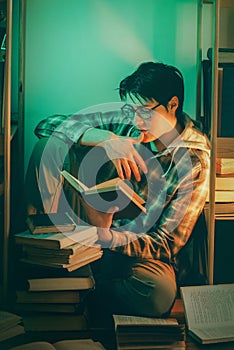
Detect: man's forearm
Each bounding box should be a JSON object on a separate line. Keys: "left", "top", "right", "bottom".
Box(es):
{"left": 80, "top": 128, "right": 117, "bottom": 146}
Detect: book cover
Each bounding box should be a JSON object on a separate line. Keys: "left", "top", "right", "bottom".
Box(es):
{"left": 21, "top": 313, "right": 88, "bottom": 331}
{"left": 23, "top": 244, "right": 101, "bottom": 264}
{"left": 61, "top": 170, "right": 146, "bottom": 219}
{"left": 20, "top": 250, "right": 103, "bottom": 272}
{"left": 15, "top": 225, "right": 98, "bottom": 249}
{"left": 180, "top": 284, "right": 234, "bottom": 344}
{"left": 26, "top": 212, "right": 76, "bottom": 234}
{"left": 216, "top": 158, "right": 234, "bottom": 175}
{"left": 216, "top": 174, "right": 234, "bottom": 191}
{"left": 16, "top": 290, "right": 82, "bottom": 304}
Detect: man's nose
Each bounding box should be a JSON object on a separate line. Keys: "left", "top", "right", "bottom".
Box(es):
{"left": 134, "top": 114, "right": 145, "bottom": 126}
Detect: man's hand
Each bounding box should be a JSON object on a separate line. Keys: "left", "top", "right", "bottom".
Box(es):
{"left": 81, "top": 199, "right": 118, "bottom": 244}
{"left": 101, "top": 135, "right": 147, "bottom": 182}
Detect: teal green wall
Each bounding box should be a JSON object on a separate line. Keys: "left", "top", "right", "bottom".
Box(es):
{"left": 24, "top": 0, "right": 199, "bottom": 169}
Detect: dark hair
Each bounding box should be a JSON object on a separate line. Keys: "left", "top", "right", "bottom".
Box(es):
{"left": 119, "top": 62, "right": 184, "bottom": 119}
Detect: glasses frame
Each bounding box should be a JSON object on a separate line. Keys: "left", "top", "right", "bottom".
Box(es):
{"left": 121, "top": 103, "right": 161, "bottom": 120}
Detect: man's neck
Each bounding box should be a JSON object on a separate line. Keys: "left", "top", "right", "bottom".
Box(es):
{"left": 154, "top": 121, "right": 184, "bottom": 152}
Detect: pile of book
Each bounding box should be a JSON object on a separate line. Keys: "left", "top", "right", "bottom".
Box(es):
{"left": 15, "top": 214, "right": 102, "bottom": 272}
{"left": 113, "top": 314, "right": 185, "bottom": 350}
{"left": 0, "top": 310, "right": 25, "bottom": 342}
{"left": 206, "top": 158, "right": 234, "bottom": 216}
{"left": 13, "top": 214, "right": 103, "bottom": 332}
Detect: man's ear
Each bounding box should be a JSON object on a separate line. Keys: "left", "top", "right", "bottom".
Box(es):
{"left": 168, "top": 96, "right": 179, "bottom": 110}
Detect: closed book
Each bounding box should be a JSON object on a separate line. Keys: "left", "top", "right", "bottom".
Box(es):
{"left": 216, "top": 158, "right": 234, "bottom": 175}
{"left": 26, "top": 212, "right": 76, "bottom": 234}
{"left": 14, "top": 303, "right": 84, "bottom": 314}
{"left": 0, "top": 325, "right": 25, "bottom": 342}
{"left": 0, "top": 311, "right": 22, "bottom": 331}
{"left": 14, "top": 225, "right": 98, "bottom": 249}
{"left": 206, "top": 190, "right": 234, "bottom": 203}
{"left": 21, "top": 237, "right": 97, "bottom": 257}
{"left": 23, "top": 244, "right": 101, "bottom": 264}
{"left": 16, "top": 290, "right": 82, "bottom": 304}
{"left": 27, "top": 275, "right": 94, "bottom": 292}
{"left": 20, "top": 250, "right": 103, "bottom": 272}
{"left": 216, "top": 175, "right": 234, "bottom": 191}
{"left": 22, "top": 313, "right": 88, "bottom": 331}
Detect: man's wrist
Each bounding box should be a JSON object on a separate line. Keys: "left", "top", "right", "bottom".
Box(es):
{"left": 97, "top": 227, "right": 113, "bottom": 243}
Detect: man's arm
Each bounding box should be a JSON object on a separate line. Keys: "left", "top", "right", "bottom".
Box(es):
{"left": 84, "top": 150, "right": 209, "bottom": 261}
{"left": 81, "top": 128, "right": 146, "bottom": 181}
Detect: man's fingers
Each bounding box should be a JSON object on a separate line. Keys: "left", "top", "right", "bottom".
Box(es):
{"left": 121, "top": 159, "right": 132, "bottom": 180}
{"left": 113, "top": 159, "right": 124, "bottom": 180}
{"left": 133, "top": 149, "right": 148, "bottom": 174}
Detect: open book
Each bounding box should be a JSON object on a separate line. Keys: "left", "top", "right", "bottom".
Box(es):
{"left": 113, "top": 315, "right": 185, "bottom": 349}
{"left": 180, "top": 284, "right": 234, "bottom": 344}
{"left": 10, "top": 339, "right": 106, "bottom": 350}
{"left": 61, "top": 170, "right": 146, "bottom": 219}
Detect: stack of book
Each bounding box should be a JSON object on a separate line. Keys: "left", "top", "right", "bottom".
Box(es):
{"left": 13, "top": 218, "right": 103, "bottom": 332}
{"left": 206, "top": 158, "right": 234, "bottom": 216}
{"left": 113, "top": 314, "right": 185, "bottom": 350}
{"left": 15, "top": 222, "right": 102, "bottom": 272}
{"left": 13, "top": 262, "right": 97, "bottom": 332}
{"left": 0, "top": 310, "right": 25, "bottom": 342}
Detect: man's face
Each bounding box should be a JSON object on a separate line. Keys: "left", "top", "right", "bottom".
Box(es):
{"left": 134, "top": 99, "right": 178, "bottom": 143}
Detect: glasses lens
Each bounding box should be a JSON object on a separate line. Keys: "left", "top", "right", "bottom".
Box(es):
{"left": 136, "top": 106, "right": 152, "bottom": 119}
{"left": 121, "top": 104, "right": 136, "bottom": 118}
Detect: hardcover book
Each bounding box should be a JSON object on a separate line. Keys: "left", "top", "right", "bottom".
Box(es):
{"left": 61, "top": 170, "right": 146, "bottom": 219}
{"left": 26, "top": 212, "right": 76, "bottom": 234}
{"left": 15, "top": 225, "right": 98, "bottom": 249}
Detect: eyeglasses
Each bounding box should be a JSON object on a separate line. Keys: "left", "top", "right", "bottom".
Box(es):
{"left": 121, "top": 103, "right": 161, "bottom": 120}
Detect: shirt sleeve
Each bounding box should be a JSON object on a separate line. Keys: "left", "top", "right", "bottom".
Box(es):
{"left": 34, "top": 109, "right": 142, "bottom": 144}
{"left": 109, "top": 149, "right": 210, "bottom": 263}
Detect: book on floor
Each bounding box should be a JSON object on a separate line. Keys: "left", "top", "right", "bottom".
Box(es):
{"left": 20, "top": 249, "right": 103, "bottom": 272}
{"left": 22, "top": 243, "right": 101, "bottom": 264}
{"left": 180, "top": 283, "right": 234, "bottom": 344}
{"left": 61, "top": 169, "right": 146, "bottom": 219}
{"left": 0, "top": 310, "right": 25, "bottom": 342}
{"left": 113, "top": 314, "right": 185, "bottom": 350}
{"left": 14, "top": 225, "right": 98, "bottom": 249}
{"left": 21, "top": 313, "right": 88, "bottom": 331}
{"left": 16, "top": 263, "right": 95, "bottom": 291}
{"left": 15, "top": 290, "right": 82, "bottom": 304}
{"left": 10, "top": 339, "right": 106, "bottom": 350}
{"left": 26, "top": 212, "right": 76, "bottom": 234}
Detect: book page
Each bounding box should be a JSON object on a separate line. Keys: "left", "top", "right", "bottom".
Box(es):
{"left": 113, "top": 314, "right": 178, "bottom": 326}
{"left": 61, "top": 170, "right": 89, "bottom": 191}
{"left": 10, "top": 342, "right": 56, "bottom": 350}
{"left": 54, "top": 339, "right": 106, "bottom": 350}
{"left": 191, "top": 326, "right": 234, "bottom": 342}
{"left": 181, "top": 284, "right": 234, "bottom": 329}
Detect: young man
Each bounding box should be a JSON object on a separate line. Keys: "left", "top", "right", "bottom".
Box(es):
{"left": 25, "top": 62, "right": 210, "bottom": 317}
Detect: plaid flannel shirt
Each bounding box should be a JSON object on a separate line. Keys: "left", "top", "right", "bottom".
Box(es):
{"left": 35, "top": 108, "right": 210, "bottom": 264}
